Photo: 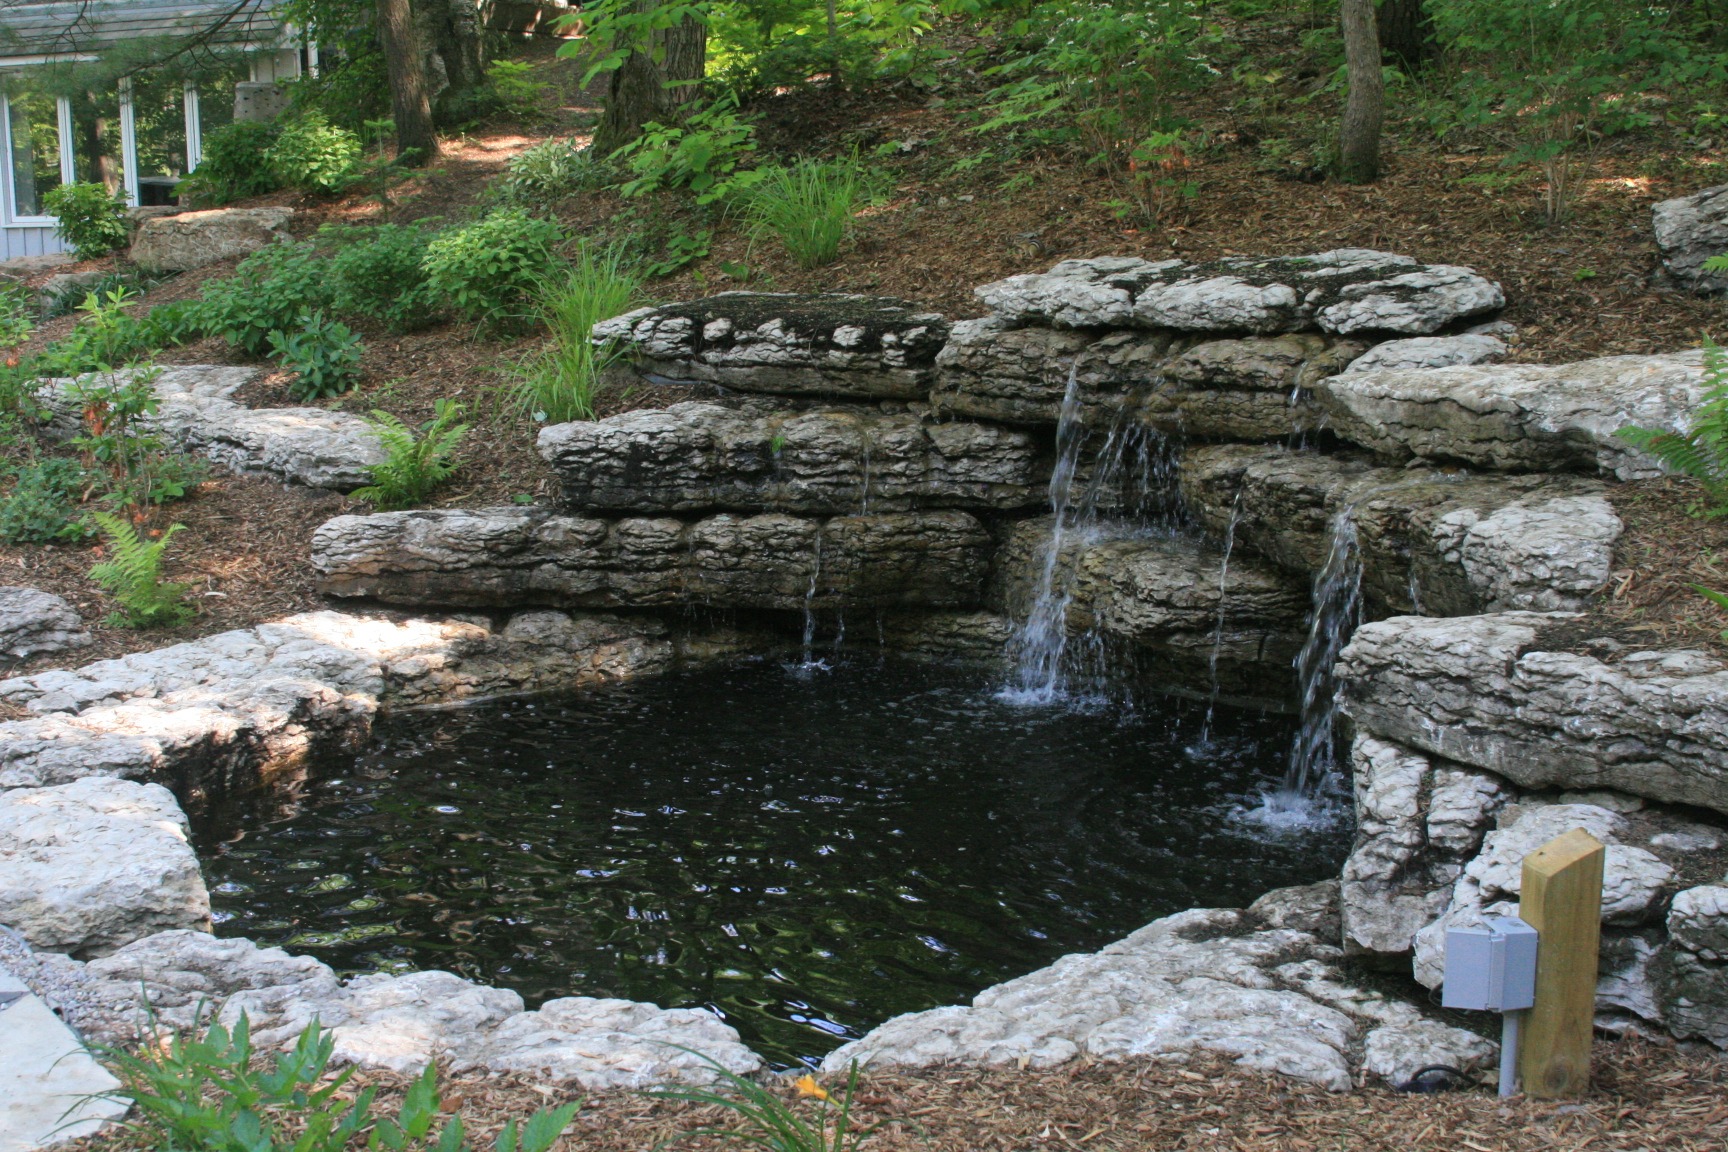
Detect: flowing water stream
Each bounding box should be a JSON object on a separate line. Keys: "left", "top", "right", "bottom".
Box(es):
{"left": 197, "top": 658, "right": 1347, "bottom": 1068}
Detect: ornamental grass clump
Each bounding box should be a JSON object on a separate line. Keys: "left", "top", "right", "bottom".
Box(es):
{"left": 646, "top": 1050, "right": 873, "bottom": 1152}
{"left": 737, "top": 157, "right": 875, "bottom": 268}
{"left": 505, "top": 244, "right": 644, "bottom": 424}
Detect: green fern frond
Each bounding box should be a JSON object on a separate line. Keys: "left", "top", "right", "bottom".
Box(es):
{"left": 352, "top": 401, "right": 469, "bottom": 510}
{"left": 1616, "top": 336, "right": 1728, "bottom": 517}
{"left": 89, "top": 512, "right": 194, "bottom": 627}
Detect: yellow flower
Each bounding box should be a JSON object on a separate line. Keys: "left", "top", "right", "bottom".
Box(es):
{"left": 793, "top": 1074, "right": 830, "bottom": 1101}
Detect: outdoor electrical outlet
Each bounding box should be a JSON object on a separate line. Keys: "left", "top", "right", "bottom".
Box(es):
{"left": 1442, "top": 915, "right": 1539, "bottom": 1096}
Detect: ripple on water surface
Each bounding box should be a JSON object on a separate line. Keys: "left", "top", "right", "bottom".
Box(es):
{"left": 197, "top": 657, "right": 1350, "bottom": 1066}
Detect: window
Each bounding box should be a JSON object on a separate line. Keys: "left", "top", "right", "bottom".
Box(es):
{"left": 4, "top": 88, "right": 66, "bottom": 219}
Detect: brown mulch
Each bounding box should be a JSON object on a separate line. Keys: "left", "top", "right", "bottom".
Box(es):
{"left": 1586, "top": 478, "right": 1728, "bottom": 655}
{"left": 79, "top": 1038, "right": 1728, "bottom": 1152}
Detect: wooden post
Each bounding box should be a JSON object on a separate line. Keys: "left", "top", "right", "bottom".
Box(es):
{"left": 1517, "top": 829, "right": 1605, "bottom": 1098}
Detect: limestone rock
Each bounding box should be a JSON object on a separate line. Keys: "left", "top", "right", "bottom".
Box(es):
{"left": 538, "top": 401, "right": 1043, "bottom": 514}
{"left": 1336, "top": 614, "right": 1728, "bottom": 817}
{"left": 0, "top": 779, "right": 209, "bottom": 957}
{"left": 1316, "top": 351, "right": 1710, "bottom": 479}
{"left": 1249, "top": 881, "right": 1342, "bottom": 940}
{"left": 877, "top": 612, "right": 1015, "bottom": 663}
{"left": 1669, "top": 885, "right": 1728, "bottom": 960}
{"left": 455, "top": 997, "right": 762, "bottom": 1089}
{"left": 0, "top": 969, "right": 129, "bottom": 1151}
{"left": 312, "top": 508, "right": 992, "bottom": 613}
{"left": 0, "top": 588, "right": 88, "bottom": 665}
{"left": 973, "top": 250, "right": 1503, "bottom": 335}
{"left": 1666, "top": 886, "right": 1728, "bottom": 1047}
{"left": 594, "top": 294, "right": 949, "bottom": 398}
{"left": 988, "top": 519, "right": 1308, "bottom": 702}
{"left": 1652, "top": 184, "right": 1728, "bottom": 294}
{"left": 1344, "top": 334, "right": 1507, "bottom": 373}
{"left": 1179, "top": 445, "right": 1619, "bottom": 617}
{"left": 129, "top": 207, "right": 295, "bottom": 273}
{"left": 1361, "top": 1020, "right": 1498, "bottom": 1087}
{"left": 325, "top": 971, "right": 525, "bottom": 1074}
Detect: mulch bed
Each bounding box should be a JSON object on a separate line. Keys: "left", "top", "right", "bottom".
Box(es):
{"left": 80, "top": 1038, "right": 1728, "bottom": 1152}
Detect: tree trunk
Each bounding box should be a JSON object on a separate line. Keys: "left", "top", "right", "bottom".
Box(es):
{"left": 420, "top": 0, "right": 489, "bottom": 123}
{"left": 1377, "top": 0, "right": 1433, "bottom": 72}
{"left": 593, "top": 2, "right": 707, "bottom": 154}
{"left": 376, "top": 0, "right": 440, "bottom": 165}
{"left": 1338, "top": 0, "right": 1384, "bottom": 184}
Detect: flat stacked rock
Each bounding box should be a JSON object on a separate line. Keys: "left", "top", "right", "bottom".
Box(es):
{"left": 0, "top": 588, "right": 88, "bottom": 666}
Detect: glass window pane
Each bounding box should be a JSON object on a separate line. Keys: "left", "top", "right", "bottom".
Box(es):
{"left": 130, "top": 72, "right": 186, "bottom": 205}
{"left": 7, "top": 90, "right": 62, "bottom": 218}
{"left": 68, "top": 88, "right": 124, "bottom": 196}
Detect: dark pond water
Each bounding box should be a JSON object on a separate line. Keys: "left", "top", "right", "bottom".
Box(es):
{"left": 197, "top": 657, "right": 1350, "bottom": 1066}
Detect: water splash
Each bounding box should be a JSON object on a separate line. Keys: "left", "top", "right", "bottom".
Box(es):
{"left": 790, "top": 527, "right": 832, "bottom": 677}
{"left": 1189, "top": 490, "right": 1243, "bottom": 756}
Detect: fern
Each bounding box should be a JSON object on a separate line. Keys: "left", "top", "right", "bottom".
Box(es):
{"left": 1696, "top": 584, "right": 1728, "bottom": 644}
{"left": 1703, "top": 254, "right": 1728, "bottom": 275}
{"left": 88, "top": 512, "right": 194, "bottom": 627}
{"left": 1616, "top": 336, "right": 1728, "bottom": 517}
{"left": 352, "top": 400, "right": 469, "bottom": 510}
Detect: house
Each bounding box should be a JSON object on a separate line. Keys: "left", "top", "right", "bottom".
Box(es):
{"left": 0, "top": 0, "right": 309, "bottom": 260}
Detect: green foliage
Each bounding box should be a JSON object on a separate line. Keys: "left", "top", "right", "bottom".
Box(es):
{"left": 197, "top": 242, "right": 332, "bottom": 357}
{"left": 266, "top": 112, "right": 363, "bottom": 194}
{"left": 737, "top": 156, "right": 876, "bottom": 267}
{"left": 1705, "top": 254, "right": 1728, "bottom": 275}
{"left": 1695, "top": 584, "right": 1728, "bottom": 643}
{"left": 483, "top": 59, "right": 549, "bottom": 121}
{"left": 353, "top": 400, "right": 470, "bottom": 509}
{"left": 647, "top": 1051, "right": 872, "bottom": 1152}
{"left": 39, "top": 288, "right": 159, "bottom": 375}
{"left": 179, "top": 121, "right": 284, "bottom": 206}
{"left": 139, "top": 299, "right": 210, "bottom": 349}
{"left": 0, "top": 281, "right": 35, "bottom": 349}
{"left": 496, "top": 139, "right": 614, "bottom": 206}
{"left": 506, "top": 245, "right": 644, "bottom": 423}
{"left": 268, "top": 310, "right": 364, "bottom": 400}
{"left": 42, "top": 182, "right": 129, "bottom": 260}
{"left": 422, "top": 209, "right": 566, "bottom": 327}
{"left": 67, "top": 366, "right": 208, "bottom": 512}
{"left": 0, "top": 458, "right": 90, "bottom": 544}
{"left": 88, "top": 512, "right": 194, "bottom": 628}
{"left": 613, "top": 96, "right": 764, "bottom": 204}
{"left": 1617, "top": 337, "right": 1728, "bottom": 517}
{"left": 321, "top": 224, "right": 438, "bottom": 331}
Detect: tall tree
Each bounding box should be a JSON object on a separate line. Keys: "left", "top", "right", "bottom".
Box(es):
{"left": 1338, "top": 0, "right": 1384, "bottom": 183}
{"left": 591, "top": 1, "right": 708, "bottom": 154}
{"left": 376, "top": 0, "right": 439, "bottom": 164}
{"left": 1377, "top": 0, "right": 1434, "bottom": 72}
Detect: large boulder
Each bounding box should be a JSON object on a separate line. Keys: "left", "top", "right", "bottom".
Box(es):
{"left": 1652, "top": 184, "right": 1728, "bottom": 294}
{"left": 1335, "top": 613, "right": 1728, "bottom": 816}
{"left": 0, "top": 588, "right": 88, "bottom": 666}
{"left": 593, "top": 293, "right": 950, "bottom": 398}
{"left": 1180, "top": 445, "right": 1621, "bottom": 617}
{"left": 538, "top": 400, "right": 1043, "bottom": 514}
{"left": 312, "top": 507, "right": 993, "bottom": 613}
{"left": 1316, "top": 350, "right": 1710, "bottom": 479}
{"left": 129, "top": 207, "right": 295, "bottom": 273}
{"left": 0, "top": 778, "right": 210, "bottom": 957}
{"left": 973, "top": 249, "right": 1503, "bottom": 335}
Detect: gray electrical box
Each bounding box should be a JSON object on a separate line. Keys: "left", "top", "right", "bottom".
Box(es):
{"left": 1442, "top": 916, "right": 1538, "bottom": 1012}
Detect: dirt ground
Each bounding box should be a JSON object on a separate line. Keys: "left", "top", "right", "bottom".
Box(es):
{"left": 80, "top": 1039, "right": 1728, "bottom": 1152}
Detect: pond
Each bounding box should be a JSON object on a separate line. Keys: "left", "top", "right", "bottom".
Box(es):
{"left": 196, "top": 657, "right": 1350, "bottom": 1067}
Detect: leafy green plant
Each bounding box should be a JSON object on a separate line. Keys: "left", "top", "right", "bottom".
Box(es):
{"left": 41, "top": 287, "right": 160, "bottom": 374}
{"left": 496, "top": 138, "right": 613, "bottom": 206}
{"left": 483, "top": 59, "right": 549, "bottom": 121}
{"left": 353, "top": 400, "right": 470, "bottom": 509}
{"left": 139, "top": 299, "right": 210, "bottom": 348}
{"left": 506, "top": 245, "right": 644, "bottom": 423}
{"left": 88, "top": 512, "right": 194, "bottom": 628}
{"left": 197, "top": 242, "right": 332, "bottom": 356}
{"left": 268, "top": 310, "right": 364, "bottom": 400}
{"left": 1705, "top": 254, "right": 1728, "bottom": 276}
{"left": 0, "top": 281, "right": 35, "bottom": 349}
{"left": 613, "top": 95, "right": 763, "bottom": 204}
{"left": 67, "top": 366, "right": 207, "bottom": 512}
{"left": 1695, "top": 584, "right": 1728, "bottom": 643}
{"left": 0, "top": 458, "right": 91, "bottom": 543}
{"left": 266, "top": 112, "right": 363, "bottom": 194}
{"left": 179, "top": 120, "right": 283, "bottom": 205}
{"left": 322, "top": 224, "right": 438, "bottom": 331}
{"left": 422, "top": 209, "right": 566, "bottom": 328}
{"left": 42, "top": 182, "right": 129, "bottom": 259}
{"left": 647, "top": 1051, "right": 872, "bottom": 1152}
{"left": 1617, "top": 337, "right": 1728, "bottom": 517}
{"left": 100, "top": 1013, "right": 579, "bottom": 1152}
{"left": 737, "top": 157, "right": 876, "bottom": 268}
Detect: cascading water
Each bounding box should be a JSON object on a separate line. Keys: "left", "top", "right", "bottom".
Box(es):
{"left": 792, "top": 528, "right": 830, "bottom": 676}
{"left": 1190, "top": 490, "right": 1243, "bottom": 755}
{"left": 1240, "top": 504, "right": 1362, "bottom": 830}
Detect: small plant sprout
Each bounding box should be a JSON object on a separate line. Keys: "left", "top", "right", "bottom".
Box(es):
{"left": 88, "top": 512, "right": 194, "bottom": 628}
{"left": 646, "top": 1049, "right": 873, "bottom": 1152}
{"left": 353, "top": 400, "right": 471, "bottom": 510}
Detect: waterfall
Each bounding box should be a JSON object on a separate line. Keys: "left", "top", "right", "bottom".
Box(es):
{"left": 1239, "top": 505, "right": 1361, "bottom": 829}
{"left": 791, "top": 527, "right": 830, "bottom": 676}
{"left": 1190, "top": 490, "right": 1243, "bottom": 754}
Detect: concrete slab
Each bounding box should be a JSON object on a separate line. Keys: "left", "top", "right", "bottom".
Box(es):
{"left": 0, "top": 972, "right": 128, "bottom": 1152}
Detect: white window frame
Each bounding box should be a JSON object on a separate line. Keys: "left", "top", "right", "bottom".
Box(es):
{"left": 0, "top": 89, "right": 78, "bottom": 226}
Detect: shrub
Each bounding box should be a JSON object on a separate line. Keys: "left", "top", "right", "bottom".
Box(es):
{"left": 179, "top": 120, "right": 282, "bottom": 205}
{"left": 353, "top": 399, "right": 469, "bottom": 509}
{"left": 101, "top": 1014, "right": 579, "bottom": 1152}
{"left": 67, "top": 365, "right": 207, "bottom": 512}
{"left": 268, "top": 310, "right": 364, "bottom": 400}
{"left": 138, "top": 298, "right": 209, "bottom": 348}
{"left": 496, "top": 138, "right": 612, "bottom": 206}
{"left": 266, "top": 112, "right": 362, "bottom": 194}
{"left": 1617, "top": 336, "right": 1728, "bottom": 517}
{"left": 321, "top": 224, "right": 437, "bottom": 331}
{"left": 506, "top": 245, "right": 644, "bottom": 423}
{"left": 42, "top": 182, "right": 129, "bottom": 260}
{"left": 0, "top": 458, "right": 90, "bottom": 543}
{"left": 738, "top": 157, "right": 876, "bottom": 268}
{"left": 483, "top": 59, "right": 549, "bottom": 121}
{"left": 421, "top": 209, "right": 565, "bottom": 327}
{"left": 197, "top": 242, "right": 332, "bottom": 356}
{"left": 0, "top": 281, "right": 35, "bottom": 349}
{"left": 88, "top": 512, "right": 194, "bottom": 628}
{"left": 32, "top": 287, "right": 160, "bottom": 378}
{"left": 613, "top": 96, "right": 763, "bottom": 204}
